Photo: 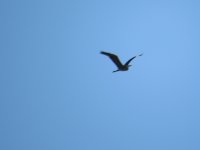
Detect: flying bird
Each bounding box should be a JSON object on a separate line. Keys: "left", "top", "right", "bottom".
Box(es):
{"left": 100, "top": 51, "right": 143, "bottom": 72}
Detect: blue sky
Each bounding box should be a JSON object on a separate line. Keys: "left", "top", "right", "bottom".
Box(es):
{"left": 1, "top": 0, "right": 200, "bottom": 150}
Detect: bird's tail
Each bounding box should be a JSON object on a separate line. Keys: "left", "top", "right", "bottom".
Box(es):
{"left": 112, "top": 70, "right": 119, "bottom": 73}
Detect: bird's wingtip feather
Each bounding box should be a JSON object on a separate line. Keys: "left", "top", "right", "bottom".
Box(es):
{"left": 100, "top": 51, "right": 107, "bottom": 54}
{"left": 139, "top": 53, "right": 143, "bottom": 56}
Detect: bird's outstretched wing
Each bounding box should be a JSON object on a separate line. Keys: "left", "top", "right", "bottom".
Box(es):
{"left": 124, "top": 56, "right": 136, "bottom": 66}
{"left": 124, "top": 53, "right": 143, "bottom": 66}
{"left": 100, "top": 51, "right": 123, "bottom": 69}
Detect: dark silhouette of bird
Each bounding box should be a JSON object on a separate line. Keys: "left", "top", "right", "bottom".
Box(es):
{"left": 100, "top": 51, "right": 143, "bottom": 72}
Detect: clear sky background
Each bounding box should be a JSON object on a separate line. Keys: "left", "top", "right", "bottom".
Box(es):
{"left": 1, "top": 0, "right": 200, "bottom": 150}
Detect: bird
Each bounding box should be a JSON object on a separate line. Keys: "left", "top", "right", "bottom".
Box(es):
{"left": 100, "top": 51, "right": 143, "bottom": 73}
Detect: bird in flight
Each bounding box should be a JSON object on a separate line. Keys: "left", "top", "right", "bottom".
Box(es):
{"left": 100, "top": 51, "right": 143, "bottom": 73}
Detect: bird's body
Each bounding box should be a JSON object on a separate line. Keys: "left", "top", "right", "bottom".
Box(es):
{"left": 100, "top": 51, "right": 142, "bottom": 72}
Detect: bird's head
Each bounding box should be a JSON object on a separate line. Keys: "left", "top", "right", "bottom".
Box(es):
{"left": 128, "top": 65, "right": 132, "bottom": 68}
